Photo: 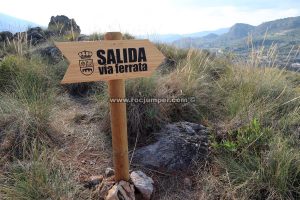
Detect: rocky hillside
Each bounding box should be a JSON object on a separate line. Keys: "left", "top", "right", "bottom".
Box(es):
{"left": 173, "top": 16, "right": 300, "bottom": 71}
{"left": 174, "top": 16, "right": 300, "bottom": 48}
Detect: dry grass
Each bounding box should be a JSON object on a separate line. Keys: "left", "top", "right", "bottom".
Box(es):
{"left": 0, "top": 146, "right": 78, "bottom": 200}
{"left": 0, "top": 31, "right": 299, "bottom": 199}
{"left": 0, "top": 56, "right": 58, "bottom": 159}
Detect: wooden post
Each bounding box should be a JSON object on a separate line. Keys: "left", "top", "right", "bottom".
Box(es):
{"left": 105, "top": 32, "right": 130, "bottom": 181}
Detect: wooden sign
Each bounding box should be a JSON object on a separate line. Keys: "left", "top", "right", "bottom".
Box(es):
{"left": 56, "top": 32, "right": 165, "bottom": 183}
{"left": 55, "top": 40, "right": 165, "bottom": 84}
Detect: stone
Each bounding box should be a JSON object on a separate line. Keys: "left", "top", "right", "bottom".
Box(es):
{"left": 48, "top": 15, "right": 81, "bottom": 36}
{"left": 130, "top": 171, "right": 154, "bottom": 200}
{"left": 105, "top": 167, "right": 115, "bottom": 177}
{"left": 0, "top": 31, "right": 13, "bottom": 42}
{"left": 93, "top": 176, "right": 115, "bottom": 199}
{"left": 44, "top": 30, "right": 56, "bottom": 38}
{"left": 39, "top": 45, "right": 62, "bottom": 64}
{"left": 105, "top": 181, "right": 135, "bottom": 200}
{"left": 106, "top": 185, "right": 118, "bottom": 200}
{"left": 27, "top": 27, "right": 46, "bottom": 45}
{"left": 78, "top": 34, "right": 90, "bottom": 41}
{"left": 132, "top": 122, "right": 209, "bottom": 172}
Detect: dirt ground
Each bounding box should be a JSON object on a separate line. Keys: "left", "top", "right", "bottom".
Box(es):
{"left": 50, "top": 94, "right": 200, "bottom": 200}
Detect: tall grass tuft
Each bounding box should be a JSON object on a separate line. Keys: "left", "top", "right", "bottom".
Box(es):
{"left": 217, "top": 134, "right": 300, "bottom": 199}
{"left": 125, "top": 76, "right": 164, "bottom": 145}
{"left": 157, "top": 49, "right": 229, "bottom": 121}
{"left": 0, "top": 32, "right": 28, "bottom": 57}
{"left": 0, "top": 146, "right": 77, "bottom": 199}
{"left": 0, "top": 56, "right": 56, "bottom": 159}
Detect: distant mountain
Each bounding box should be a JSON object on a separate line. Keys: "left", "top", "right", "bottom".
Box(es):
{"left": 173, "top": 16, "right": 300, "bottom": 50}
{"left": 0, "top": 13, "right": 39, "bottom": 33}
{"left": 202, "top": 33, "right": 219, "bottom": 40}
{"left": 254, "top": 16, "right": 300, "bottom": 36}
{"left": 137, "top": 27, "right": 229, "bottom": 43}
{"left": 222, "top": 23, "right": 255, "bottom": 39}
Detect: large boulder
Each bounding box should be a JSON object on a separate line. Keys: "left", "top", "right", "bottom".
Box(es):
{"left": 132, "top": 122, "right": 209, "bottom": 172}
{"left": 0, "top": 31, "right": 13, "bottom": 42}
{"left": 48, "top": 15, "right": 81, "bottom": 36}
{"left": 27, "top": 27, "right": 46, "bottom": 45}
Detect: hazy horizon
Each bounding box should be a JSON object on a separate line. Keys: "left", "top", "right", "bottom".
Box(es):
{"left": 1, "top": 0, "right": 300, "bottom": 35}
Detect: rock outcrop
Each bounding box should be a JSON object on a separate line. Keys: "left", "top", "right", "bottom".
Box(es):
{"left": 0, "top": 31, "right": 13, "bottom": 42}
{"left": 27, "top": 27, "right": 47, "bottom": 45}
{"left": 132, "top": 122, "right": 209, "bottom": 172}
{"left": 48, "top": 15, "right": 81, "bottom": 36}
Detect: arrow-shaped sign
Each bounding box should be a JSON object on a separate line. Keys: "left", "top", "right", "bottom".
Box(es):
{"left": 55, "top": 33, "right": 165, "bottom": 183}
{"left": 55, "top": 40, "right": 165, "bottom": 84}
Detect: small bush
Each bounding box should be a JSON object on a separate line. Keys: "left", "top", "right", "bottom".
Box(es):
{"left": 212, "top": 118, "right": 271, "bottom": 154}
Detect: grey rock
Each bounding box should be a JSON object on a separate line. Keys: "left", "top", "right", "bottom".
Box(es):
{"left": 0, "top": 31, "right": 13, "bottom": 42}
{"left": 78, "top": 34, "right": 90, "bottom": 41}
{"left": 39, "top": 46, "right": 62, "bottom": 64}
{"left": 44, "top": 30, "right": 56, "bottom": 38}
{"left": 48, "top": 15, "right": 81, "bottom": 36}
{"left": 130, "top": 171, "right": 154, "bottom": 200}
{"left": 132, "top": 122, "right": 209, "bottom": 172}
{"left": 27, "top": 27, "right": 46, "bottom": 45}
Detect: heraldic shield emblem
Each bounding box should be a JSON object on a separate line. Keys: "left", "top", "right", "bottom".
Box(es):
{"left": 78, "top": 50, "right": 94, "bottom": 76}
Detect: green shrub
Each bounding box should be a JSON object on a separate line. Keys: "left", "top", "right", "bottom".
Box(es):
{"left": 212, "top": 118, "right": 271, "bottom": 154}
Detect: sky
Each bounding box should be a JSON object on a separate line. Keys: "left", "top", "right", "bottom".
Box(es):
{"left": 1, "top": 0, "right": 300, "bottom": 35}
